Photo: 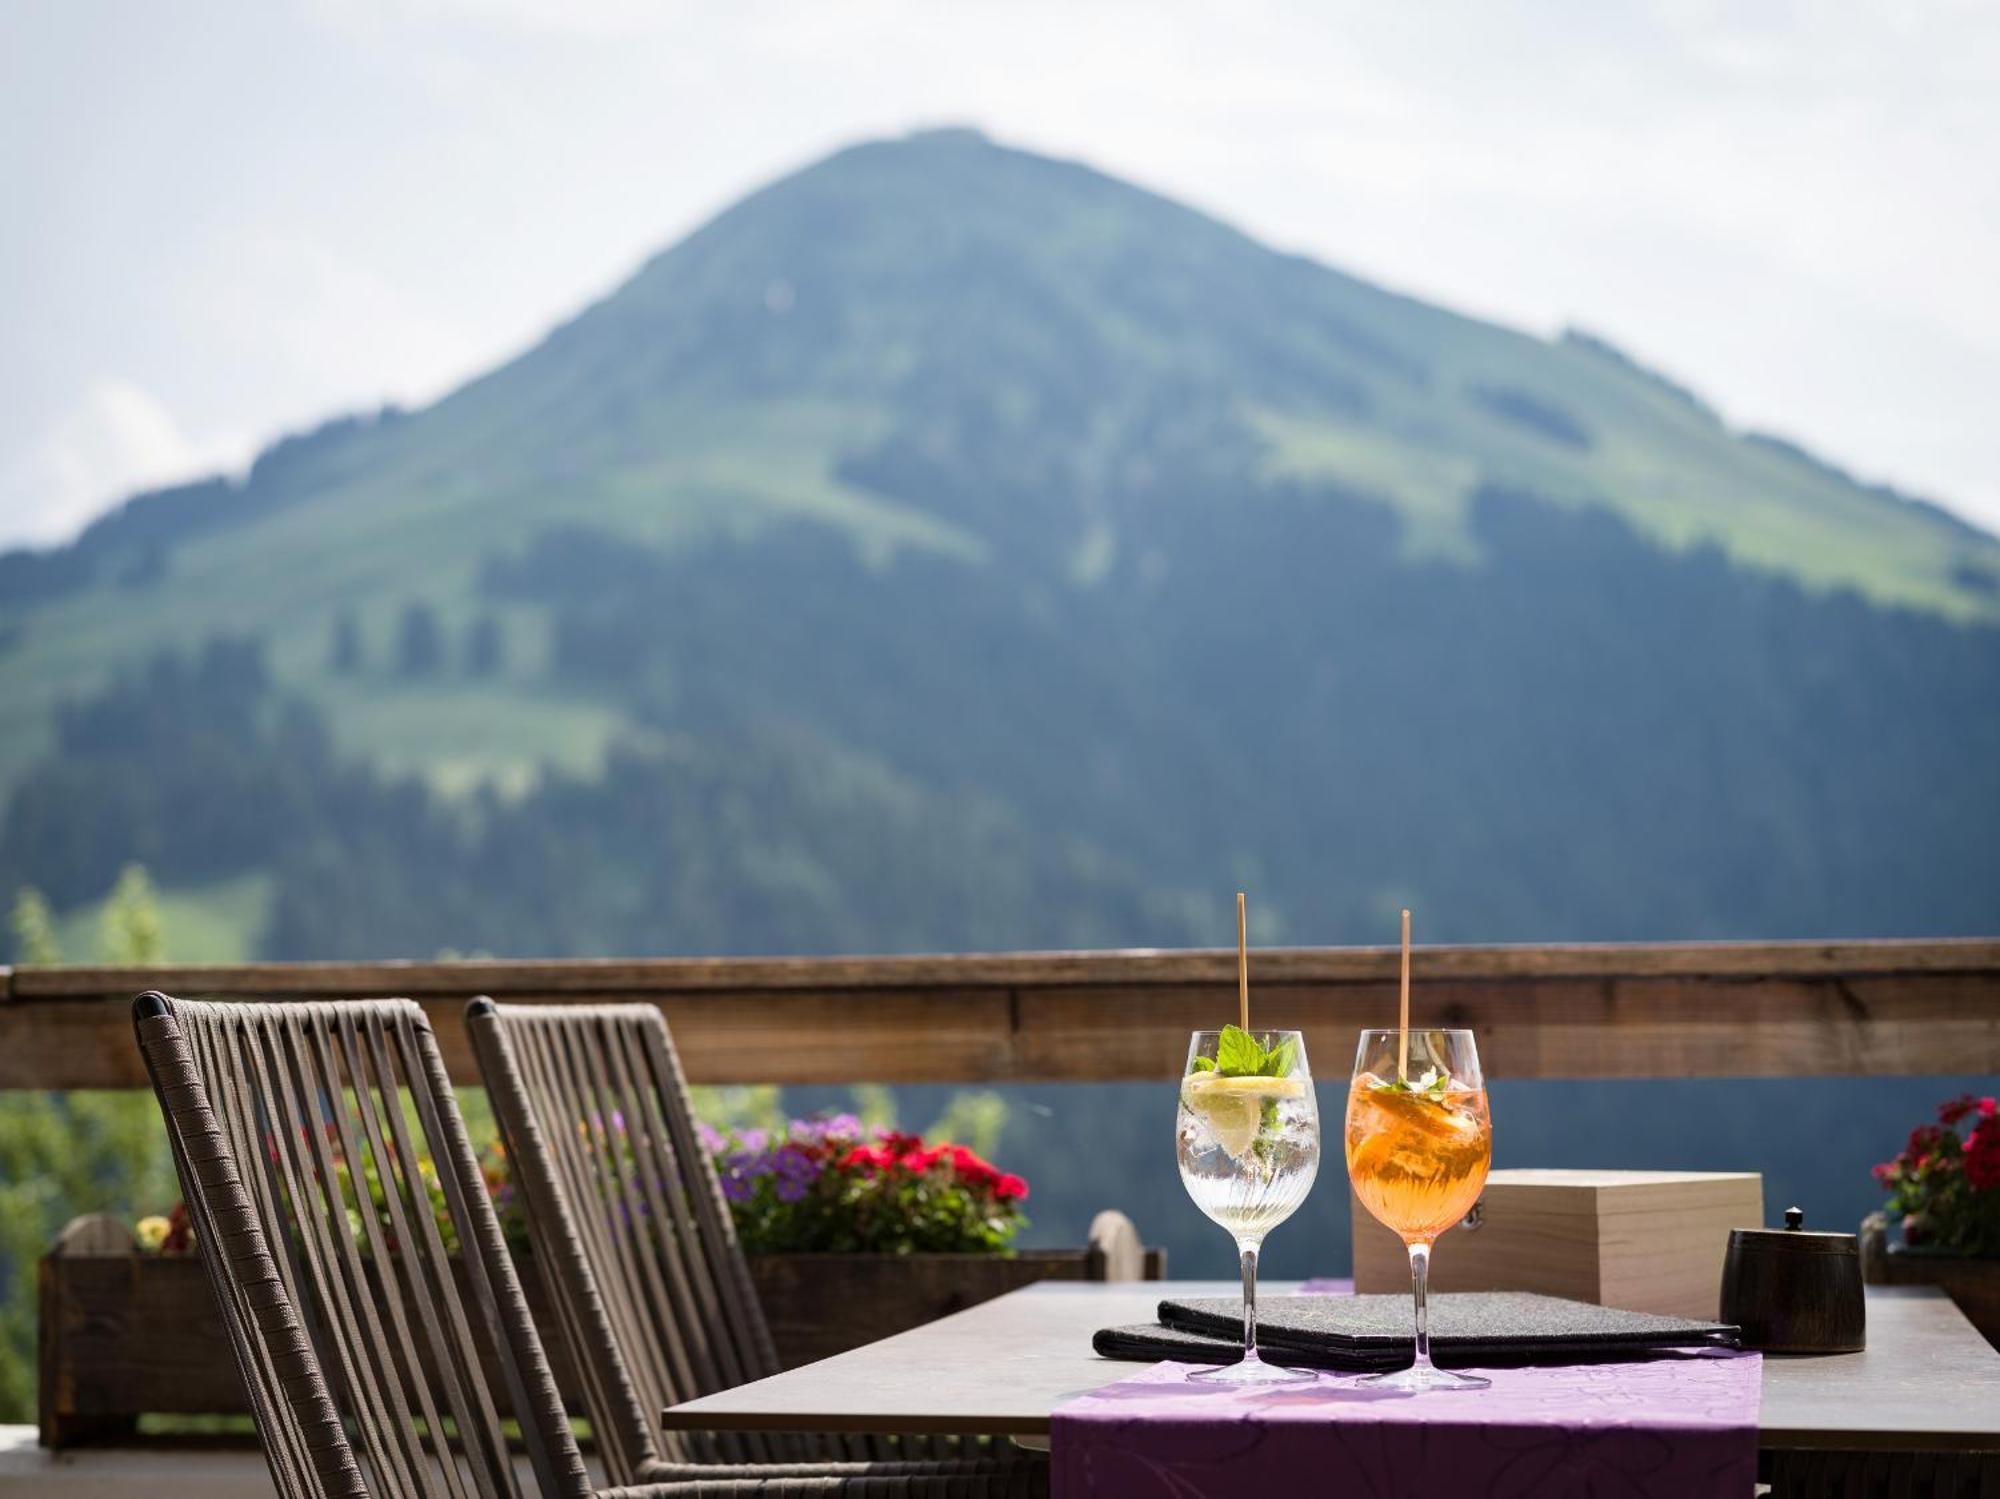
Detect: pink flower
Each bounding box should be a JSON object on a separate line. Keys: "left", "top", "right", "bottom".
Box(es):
{"left": 994, "top": 1173, "right": 1029, "bottom": 1202}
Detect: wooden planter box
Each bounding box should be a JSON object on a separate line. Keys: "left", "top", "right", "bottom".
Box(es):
{"left": 1861, "top": 1212, "right": 2000, "bottom": 1350}
{"left": 38, "top": 1214, "right": 1161, "bottom": 1448}
{"left": 751, "top": 1244, "right": 1164, "bottom": 1369}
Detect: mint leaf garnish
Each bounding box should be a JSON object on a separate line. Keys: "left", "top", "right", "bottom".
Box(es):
{"left": 1261, "top": 1036, "right": 1299, "bottom": 1079}
{"left": 1216, "top": 1024, "right": 1264, "bottom": 1077}
{"left": 1372, "top": 1066, "right": 1452, "bottom": 1098}
{"left": 1211, "top": 1025, "right": 1299, "bottom": 1080}
{"left": 1191, "top": 1055, "right": 1217, "bottom": 1073}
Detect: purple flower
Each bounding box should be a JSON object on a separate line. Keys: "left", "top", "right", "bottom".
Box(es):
{"left": 793, "top": 1112, "right": 865, "bottom": 1144}
{"left": 696, "top": 1121, "right": 726, "bottom": 1155}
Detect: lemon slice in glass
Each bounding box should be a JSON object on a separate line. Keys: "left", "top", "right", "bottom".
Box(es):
{"left": 1181, "top": 1073, "right": 1308, "bottom": 1159}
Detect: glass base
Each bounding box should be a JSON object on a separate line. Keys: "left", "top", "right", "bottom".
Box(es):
{"left": 1354, "top": 1363, "right": 1491, "bottom": 1392}
{"left": 1186, "top": 1355, "right": 1317, "bottom": 1386}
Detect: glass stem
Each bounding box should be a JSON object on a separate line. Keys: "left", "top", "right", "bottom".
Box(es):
{"left": 1408, "top": 1239, "right": 1433, "bottom": 1372}
{"left": 1238, "top": 1237, "right": 1263, "bottom": 1363}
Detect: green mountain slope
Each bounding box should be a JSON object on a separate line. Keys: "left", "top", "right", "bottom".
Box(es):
{"left": 1, "top": 126, "right": 1996, "bottom": 957}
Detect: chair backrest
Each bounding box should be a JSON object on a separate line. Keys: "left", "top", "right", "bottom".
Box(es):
{"left": 465, "top": 1001, "right": 785, "bottom": 1484}
{"left": 133, "top": 991, "right": 593, "bottom": 1499}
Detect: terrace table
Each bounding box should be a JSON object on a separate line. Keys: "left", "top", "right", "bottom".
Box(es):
{"left": 663, "top": 1281, "right": 2000, "bottom": 1488}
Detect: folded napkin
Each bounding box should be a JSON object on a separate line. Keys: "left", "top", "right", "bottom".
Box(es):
{"left": 1095, "top": 1291, "right": 1737, "bottom": 1371}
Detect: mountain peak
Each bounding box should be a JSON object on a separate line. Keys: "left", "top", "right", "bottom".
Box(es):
{"left": 7, "top": 130, "right": 1997, "bottom": 631}
{"left": 895, "top": 124, "right": 995, "bottom": 148}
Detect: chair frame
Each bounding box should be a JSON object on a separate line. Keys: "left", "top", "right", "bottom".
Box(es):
{"left": 466, "top": 1000, "right": 1039, "bottom": 1489}
{"left": 134, "top": 990, "right": 1041, "bottom": 1499}
{"left": 133, "top": 991, "right": 592, "bottom": 1499}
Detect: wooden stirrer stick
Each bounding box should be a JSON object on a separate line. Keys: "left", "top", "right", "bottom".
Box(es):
{"left": 1398, "top": 908, "right": 1411, "bottom": 1083}
{"left": 1237, "top": 891, "right": 1250, "bottom": 1032}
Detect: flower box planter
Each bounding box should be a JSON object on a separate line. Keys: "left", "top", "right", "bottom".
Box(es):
{"left": 37, "top": 1212, "right": 1161, "bottom": 1447}
{"left": 1860, "top": 1212, "right": 2000, "bottom": 1351}
{"left": 35, "top": 1215, "right": 587, "bottom": 1450}
{"left": 751, "top": 1237, "right": 1166, "bottom": 1369}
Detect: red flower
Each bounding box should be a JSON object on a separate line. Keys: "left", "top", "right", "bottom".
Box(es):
{"left": 899, "top": 1145, "right": 945, "bottom": 1172}
{"left": 994, "top": 1173, "right": 1029, "bottom": 1202}
{"left": 948, "top": 1145, "right": 1001, "bottom": 1189}
{"left": 1940, "top": 1094, "right": 1978, "bottom": 1126}
{"left": 1981, "top": 1098, "right": 1999, "bottom": 1121}
{"left": 1907, "top": 1124, "right": 1950, "bottom": 1160}
{"left": 1966, "top": 1118, "right": 2000, "bottom": 1191}
{"left": 840, "top": 1144, "right": 893, "bottom": 1171}
{"left": 163, "top": 1202, "right": 194, "bottom": 1255}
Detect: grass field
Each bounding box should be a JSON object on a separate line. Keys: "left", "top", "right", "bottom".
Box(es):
{"left": 50, "top": 873, "right": 273, "bottom": 964}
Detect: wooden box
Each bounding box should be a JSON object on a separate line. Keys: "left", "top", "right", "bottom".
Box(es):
{"left": 1352, "top": 1169, "right": 1764, "bottom": 1319}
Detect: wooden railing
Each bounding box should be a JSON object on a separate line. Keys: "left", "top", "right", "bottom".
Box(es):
{"left": 3, "top": 938, "right": 1996, "bottom": 1089}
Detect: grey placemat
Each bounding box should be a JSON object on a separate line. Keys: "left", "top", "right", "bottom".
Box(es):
{"left": 1156, "top": 1291, "right": 1736, "bottom": 1361}
{"left": 1094, "top": 1317, "right": 1743, "bottom": 1371}
{"left": 1094, "top": 1321, "right": 1401, "bottom": 1370}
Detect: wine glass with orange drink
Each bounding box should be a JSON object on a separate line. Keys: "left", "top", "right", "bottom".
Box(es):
{"left": 1344, "top": 911, "right": 1494, "bottom": 1390}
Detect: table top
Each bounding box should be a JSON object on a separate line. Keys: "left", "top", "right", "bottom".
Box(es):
{"left": 662, "top": 1282, "right": 2000, "bottom": 1452}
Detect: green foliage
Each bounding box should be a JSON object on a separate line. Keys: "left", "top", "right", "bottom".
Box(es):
{"left": 922, "top": 1091, "right": 1009, "bottom": 1161}
{"left": 847, "top": 1084, "right": 897, "bottom": 1131}
{"left": 688, "top": 1086, "right": 786, "bottom": 1134}
{"left": 100, "top": 863, "right": 164, "bottom": 964}
{"left": 0, "top": 869, "right": 176, "bottom": 1421}
{"left": 9, "top": 887, "right": 59, "bottom": 964}
{"left": 1213, "top": 1025, "right": 1270, "bottom": 1078}
{"left": 54, "top": 873, "right": 270, "bottom": 965}
{"left": 0, "top": 1093, "right": 178, "bottom": 1421}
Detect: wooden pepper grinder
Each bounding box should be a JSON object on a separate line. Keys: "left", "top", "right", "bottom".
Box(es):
{"left": 1720, "top": 1206, "right": 1866, "bottom": 1353}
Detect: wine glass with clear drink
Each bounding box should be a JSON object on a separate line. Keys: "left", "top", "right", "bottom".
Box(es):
{"left": 1345, "top": 1027, "right": 1493, "bottom": 1390}
{"left": 1176, "top": 1027, "right": 1321, "bottom": 1384}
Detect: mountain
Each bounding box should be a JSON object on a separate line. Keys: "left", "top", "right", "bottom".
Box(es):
{"left": 1, "top": 126, "right": 1997, "bottom": 962}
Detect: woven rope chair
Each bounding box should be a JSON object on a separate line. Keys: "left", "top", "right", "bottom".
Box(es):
{"left": 465, "top": 1002, "right": 1044, "bottom": 1491}
{"left": 134, "top": 992, "right": 1039, "bottom": 1499}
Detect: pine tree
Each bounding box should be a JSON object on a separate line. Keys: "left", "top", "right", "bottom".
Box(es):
{"left": 396, "top": 602, "right": 444, "bottom": 676}
{"left": 7, "top": 887, "right": 60, "bottom": 964}
{"left": 465, "top": 613, "right": 505, "bottom": 676}
{"left": 99, "top": 863, "right": 164, "bottom": 964}
{"left": 328, "top": 609, "right": 363, "bottom": 673}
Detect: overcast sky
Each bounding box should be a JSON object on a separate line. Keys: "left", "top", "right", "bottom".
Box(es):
{"left": 4, "top": 0, "right": 1997, "bottom": 549}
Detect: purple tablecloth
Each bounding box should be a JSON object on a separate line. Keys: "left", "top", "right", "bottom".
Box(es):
{"left": 1052, "top": 1352, "right": 1762, "bottom": 1498}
